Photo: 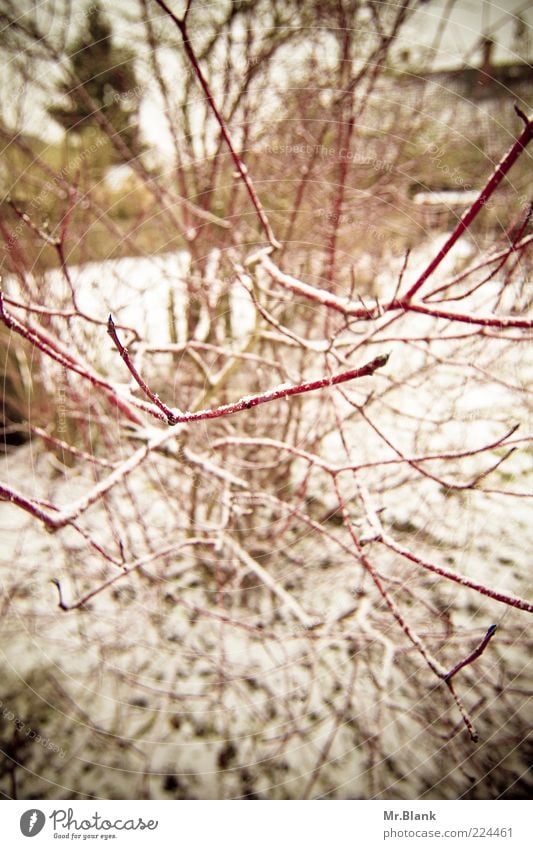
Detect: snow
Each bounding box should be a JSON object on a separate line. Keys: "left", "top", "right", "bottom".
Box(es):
{"left": 4, "top": 249, "right": 257, "bottom": 367}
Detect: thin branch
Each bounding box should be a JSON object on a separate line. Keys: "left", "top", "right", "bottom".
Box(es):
{"left": 445, "top": 625, "right": 498, "bottom": 681}
{"left": 403, "top": 112, "right": 533, "bottom": 301}
{"left": 398, "top": 301, "right": 533, "bottom": 329}
{"left": 210, "top": 423, "right": 522, "bottom": 476}
{"left": 254, "top": 253, "right": 533, "bottom": 329}
{"left": 108, "top": 314, "right": 179, "bottom": 424}
{"left": 153, "top": 0, "right": 280, "bottom": 248}
{"left": 333, "top": 476, "right": 447, "bottom": 678}
{"left": 53, "top": 539, "right": 213, "bottom": 610}
{"left": 423, "top": 232, "right": 533, "bottom": 302}
{"left": 173, "top": 352, "right": 383, "bottom": 423}
{"left": 0, "top": 293, "right": 148, "bottom": 425}
{"left": 444, "top": 678, "right": 479, "bottom": 742}
{"left": 0, "top": 428, "right": 178, "bottom": 531}
{"left": 30, "top": 426, "right": 115, "bottom": 468}
{"left": 108, "top": 321, "right": 390, "bottom": 425}
{"left": 225, "top": 536, "right": 318, "bottom": 630}
{"left": 379, "top": 535, "right": 533, "bottom": 614}
{"left": 353, "top": 400, "right": 520, "bottom": 492}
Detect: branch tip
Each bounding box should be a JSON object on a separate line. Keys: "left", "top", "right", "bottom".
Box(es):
{"left": 514, "top": 104, "right": 529, "bottom": 127}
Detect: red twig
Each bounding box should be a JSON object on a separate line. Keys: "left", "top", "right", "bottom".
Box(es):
{"left": 379, "top": 535, "right": 533, "bottom": 614}
{"left": 30, "top": 426, "right": 115, "bottom": 468}
{"left": 0, "top": 293, "right": 147, "bottom": 425}
{"left": 424, "top": 225, "right": 533, "bottom": 304}
{"left": 422, "top": 233, "right": 533, "bottom": 302}
{"left": 210, "top": 423, "right": 521, "bottom": 477}
{"left": 153, "top": 0, "right": 280, "bottom": 249}
{"left": 53, "top": 539, "right": 213, "bottom": 610}
{"left": 403, "top": 113, "right": 533, "bottom": 301}
{"left": 0, "top": 429, "right": 177, "bottom": 531}
{"left": 338, "top": 504, "right": 479, "bottom": 741}
{"left": 2, "top": 293, "right": 138, "bottom": 336}
{"left": 0, "top": 483, "right": 56, "bottom": 526}
{"left": 6, "top": 200, "right": 140, "bottom": 337}
{"left": 443, "top": 678, "right": 479, "bottom": 742}
{"left": 353, "top": 400, "right": 519, "bottom": 492}
{"left": 332, "top": 476, "right": 447, "bottom": 678}
{"left": 108, "top": 318, "right": 390, "bottom": 425}
{"left": 107, "top": 315, "right": 178, "bottom": 424}
{"left": 393, "top": 301, "right": 533, "bottom": 329}
{"left": 162, "top": 354, "right": 389, "bottom": 422}
{"left": 445, "top": 625, "right": 498, "bottom": 681}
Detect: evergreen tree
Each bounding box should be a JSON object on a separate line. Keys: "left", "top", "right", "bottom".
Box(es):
{"left": 48, "top": 4, "right": 143, "bottom": 160}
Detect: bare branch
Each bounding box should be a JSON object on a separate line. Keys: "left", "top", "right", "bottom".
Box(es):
{"left": 403, "top": 113, "right": 533, "bottom": 301}
{"left": 445, "top": 625, "right": 498, "bottom": 682}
